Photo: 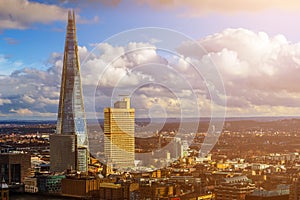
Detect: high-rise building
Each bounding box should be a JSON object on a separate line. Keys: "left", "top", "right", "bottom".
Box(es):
{"left": 50, "top": 10, "right": 89, "bottom": 173}
{"left": 104, "top": 97, "right": 135, "bottom": 170}
{"left": 169, "top": 137, "right": 184, "bottom": 159}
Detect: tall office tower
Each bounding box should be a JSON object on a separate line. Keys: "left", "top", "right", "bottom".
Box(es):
{"left": 104, "top": 97, "right": 135, "bottom": 170}
{"left": 169, "top": 137, "right": 184, "bottom": 159}
{"left": 50, "top": 10, "right": 89, "bottom": 173}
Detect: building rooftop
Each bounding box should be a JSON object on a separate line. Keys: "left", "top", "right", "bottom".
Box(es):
{"left": 224, "top": 175, "right": 250, "bottom": 183}
{"left": 249, "top": 184, "right": 289, "bottom": 197}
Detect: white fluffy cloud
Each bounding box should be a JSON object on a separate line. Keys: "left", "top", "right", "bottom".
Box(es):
{"left": 54, "top": 0, "right": 300, "bottom": 14}
{"left": 196, "top": 28, "right": 300, "bottom": 116}
{"left": 0, "top": 98, "right": 11, "bottom": 106}
{"left": 0, "top": 55, "right": 62, "bottom": 118}
{"left": 2, "top": 28, "right": 300, "bottom": 118}
{"left": 0, "top": 55, "right": 24, "bottom": 75}
{"left": 81, "top": 42, "right": 164, "bottom": 86}
{"left": 58, "top": 0, "right": 121, "bottom": 7}
{"left": 0, "top": 0, "right": 68, "bottom": 30}
{"left": 136, "top": 0, "right": 300, "bottom": 15}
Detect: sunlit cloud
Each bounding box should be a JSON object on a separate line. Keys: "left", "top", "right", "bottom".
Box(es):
{"left": 136, "top": 0, "right": 300, "bottom": 16}
{"left": 0, "top": 0, "right": 98, "bottom": 30}
{"left": 195, "top": 28, "right": 300, "bottom": 116}
{"left": 0, "top": 0, "right": 68, "bottom": 30}
{"left": 57, "top": 0, "right": 121, "bottom": 7}
{"left": 2, "top": 28, "right": 300, "bottom": 118}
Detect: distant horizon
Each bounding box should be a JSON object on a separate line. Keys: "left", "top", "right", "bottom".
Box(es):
{"left": 1, "top": 115, "right": 300, "bottom": 123}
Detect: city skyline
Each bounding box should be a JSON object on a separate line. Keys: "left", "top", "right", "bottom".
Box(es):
{"left": 1, "top": 0, "right": 300, "bottom": 119}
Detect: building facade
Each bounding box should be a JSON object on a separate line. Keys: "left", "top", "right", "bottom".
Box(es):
{"left": 0, "top": 153, "right": 31, "bottom": 184}
{"left": 290, "top": 177, "right": 300, "bottom": 200}
{"left": 215, "top": 176, "right": 256, "bottom": 200}
{"left": 246, "top": 184, "right": 289, "bottom": 200}
{"left": 36, "top": 174, "right": 65, "bottom": 194}
{"left": 50, "top": 10, "right": 89, "bottom": 173}
{"left": 61, "top": 177, "right": 137, "bottom": 199}
{"left": 50, "top": 135, "right": 77, "bottom": 172}
{"left": 104, "top": 97, "right": 135, "bottom": 170}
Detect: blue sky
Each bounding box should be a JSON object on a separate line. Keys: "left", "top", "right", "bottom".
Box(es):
{"left": 2, "top": 0, "right": 300, "bottom": 119}
{"left": 3, "top": 0, "right": 300, "bottom": 69}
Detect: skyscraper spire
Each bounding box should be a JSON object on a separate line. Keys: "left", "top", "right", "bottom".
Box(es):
{"left": 57, "top": 9, "right": 88, "bottom": 146}
{"left": 50, "top": 10, "right": 89, "bottom": 173}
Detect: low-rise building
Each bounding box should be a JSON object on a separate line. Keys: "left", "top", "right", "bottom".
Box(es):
{"left": 62, "top": 177, "right": 101, "bottom": 198}
{"left": 246, "top": 184, "right": 289, "bottom": 200}
{"left": 99, "top": 182, "right": 134, "bottom": 200}
{"left": 24, "top": 177, "right": 38, "bottom": 193}
{"left": 36, "top": 174, "right": 65, "bottom": 194}
{"left": 0, "top": 153, "right": 31, "bottom": 184}
{"left": 289, "top": 177, "right": 300, "bottom": 200}
{"left": 215, "top": 176, "right": 256, "bottom": 200}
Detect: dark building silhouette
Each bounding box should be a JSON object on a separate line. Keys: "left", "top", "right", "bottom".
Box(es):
{"left": 0, "top": 153, "right": 31, "bottom": 184}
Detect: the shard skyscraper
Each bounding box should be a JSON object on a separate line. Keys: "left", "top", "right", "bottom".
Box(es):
{"left": 50, "top": 10, "right": 89, "bottom": 173}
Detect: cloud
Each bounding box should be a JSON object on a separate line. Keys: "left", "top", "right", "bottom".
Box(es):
{"left": 186, "top": 28, "right": 300, "bottom": 116}
{"left": 3, "top": 28, "right": 300, "bottom": 118}
{"left": 0, "top": 56, "right": 62, "bottom": 118}
{"left": 0, "top": 55, "right": 24, "bottom": 75}
{"left": 58, "top": 0, "right": 121, "bottom": 7}
{"left": 45, "top": 0, "right": 300, "bottom": 15}
{"left": 136, "top": 0, "right": 300, "bottom": 16}
{"left": 0, "top": 41, "right": 181, "bottom": 119}
{"left": 198, "top": 28, "right": 300, "bottom": 93}
{"left": 9, "top": 108, "right": 56, "bottom": 117}
{"left": 10, "top": 108, "right": 33, "bottom": 115}
{"left": 0, "top": 98, "right": 12, "bottom": 106}
{"left": 22, "top": 95, "right": 35, "bottom": 104}
{"left": 0, "top": 0, "right": 68, "bottom": 30}
{"left": 81, "top": 42, "right": 163, "bottom": 87}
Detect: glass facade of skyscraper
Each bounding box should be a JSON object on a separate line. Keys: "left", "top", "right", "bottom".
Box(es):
{"left": 50, "top": 10, "right": 89, "bottom": 173}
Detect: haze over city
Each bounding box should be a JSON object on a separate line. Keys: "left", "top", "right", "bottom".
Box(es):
{"left": 1, "top": 0, "right": 300, "bottom": 120}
